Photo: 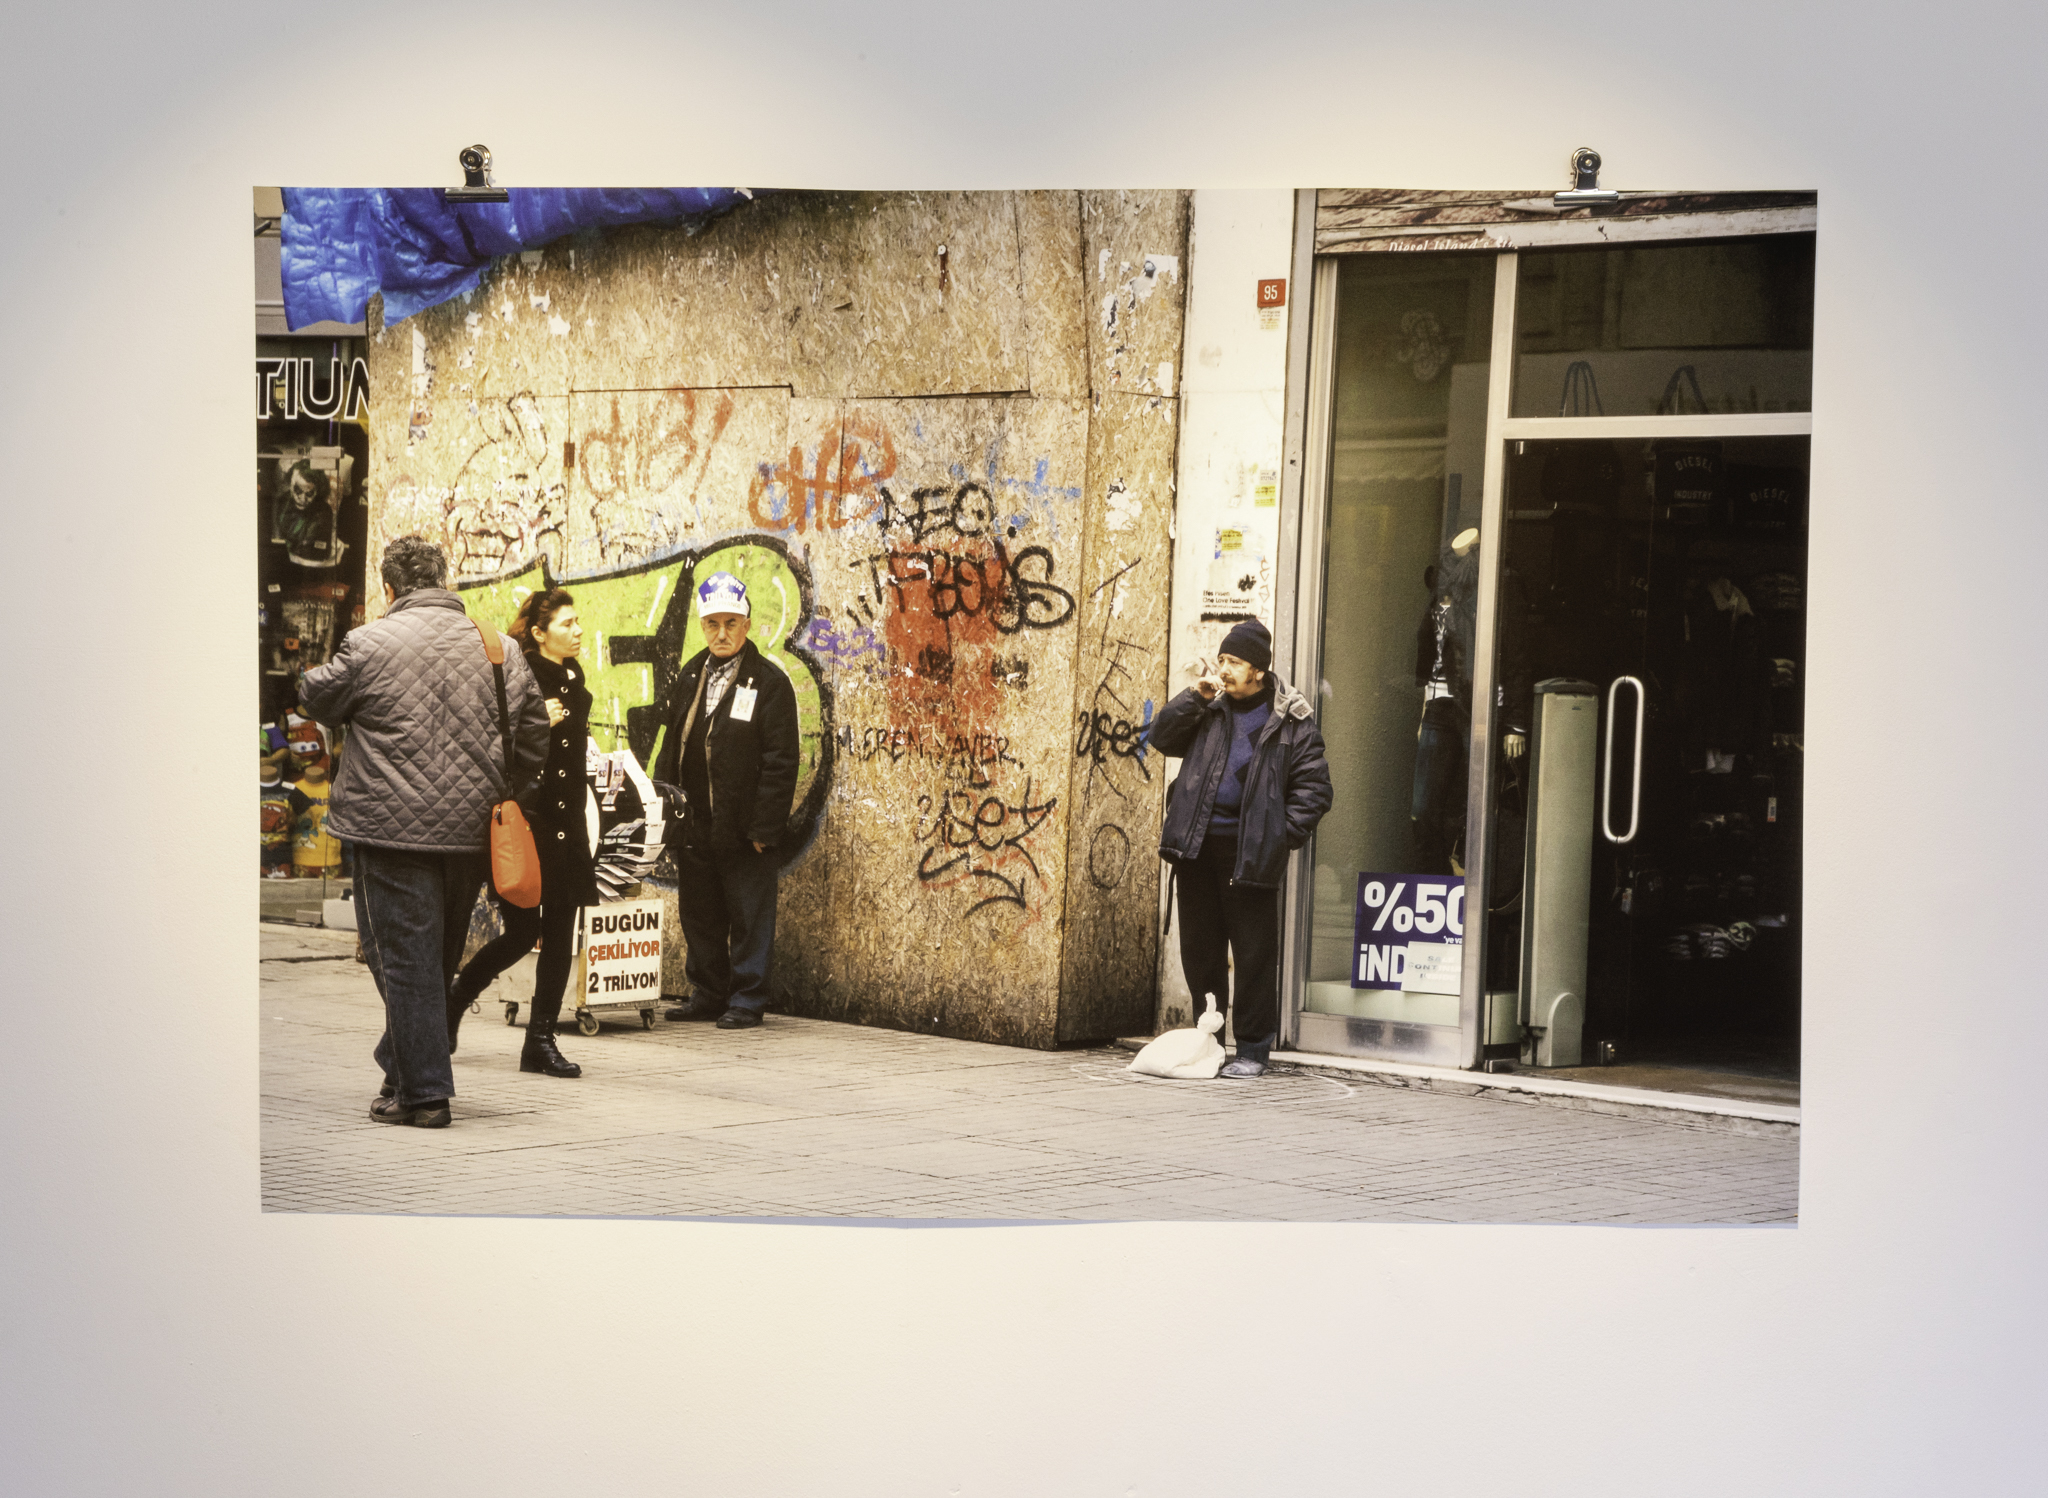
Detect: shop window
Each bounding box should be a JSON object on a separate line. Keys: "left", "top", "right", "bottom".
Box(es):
{"left": 1303, "top": 253, "right": 1495, "bottom": 1022}
{"left": 1511, "top": 235, "right": 1815, "bottom": 417}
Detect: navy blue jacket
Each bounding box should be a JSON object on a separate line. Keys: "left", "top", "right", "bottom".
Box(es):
{"left": 1149, "top": 673, "right": 1333, "bottom": 889}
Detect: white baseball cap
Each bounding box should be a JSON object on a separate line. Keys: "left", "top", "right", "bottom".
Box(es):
{"left": 695, "top": 571, "right": 750, "bottom": 618}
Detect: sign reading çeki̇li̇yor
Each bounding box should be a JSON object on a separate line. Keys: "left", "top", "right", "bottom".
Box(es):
{"left": 1351, "top": 872, "right": 1465, "bottom": 991}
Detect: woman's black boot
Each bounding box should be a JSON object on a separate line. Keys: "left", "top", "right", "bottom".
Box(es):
{"left": 519, "top": 1018, "right": 582, "bottom": 1078}
{"left": 446, "top": 976, "right": 481, "bottom": 1054}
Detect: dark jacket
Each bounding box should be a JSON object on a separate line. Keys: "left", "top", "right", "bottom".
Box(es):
{"left": 300, "top": 588, "right": 549, "bottom": 852}
{"left": 651, "top": 638, "right": 800, "bottom": 852}
{"left": 1150, "top": 673, "right": 1333, "bottom": 889}
{"left": 521, "top": 651, "right": 600, "bottom": 908}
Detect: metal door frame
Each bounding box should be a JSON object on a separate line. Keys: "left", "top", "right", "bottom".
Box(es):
{"left": 1280, "top": 226, "right": 1815, "bottom": 1070}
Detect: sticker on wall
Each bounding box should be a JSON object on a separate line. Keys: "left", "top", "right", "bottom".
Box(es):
{"left": 1257, "top": 277, "right": 1286, "bottom": 332}
{"left": 408, "top": 324, "right": 433, "bottom": 442}
{"left": 1200, "top": 526, "right": 1265, "bottom": 623}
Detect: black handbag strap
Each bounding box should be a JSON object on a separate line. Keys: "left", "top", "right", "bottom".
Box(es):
{"left": 473, "top": 618, "right": 513, "bottom": 785}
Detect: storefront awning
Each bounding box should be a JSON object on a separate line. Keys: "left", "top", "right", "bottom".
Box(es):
{"left": 1315, "top": 189, "right": 1816, "bottom": 254}
{"left": 278, "top": 188, "right": 761, "bottom": 330}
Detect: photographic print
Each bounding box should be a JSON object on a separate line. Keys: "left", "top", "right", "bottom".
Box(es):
{"left": 258, "top": 182, "right": 1807, "bottom": 1223}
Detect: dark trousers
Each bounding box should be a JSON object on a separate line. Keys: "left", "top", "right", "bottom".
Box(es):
{"left": 455, "top": 896, "right": 578, "bottom": 1028}
{"left": 676, "top": 840, "right": 779, "bottom": 1014}
{"left": 354, "top": 844, "right": 487, "bottom": 1108}
{"left": 1411, "top": 696, "right": 1468, "bottom": 873}
{"left": 1173, "top": 834, "right": 1279, "bottom": 1063}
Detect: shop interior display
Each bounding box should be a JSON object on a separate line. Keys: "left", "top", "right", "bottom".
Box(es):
{"left": 1486, "top": 435, "right": 1807, "bottom": 1073}
{"left": 260, "top": 741, "right": 292, "bottom": 878}
{"left": 257, "top": 340, "right": 368, "bottom": 881}
{"left": 258, "top": 712, "right": 343, "bottom": 879}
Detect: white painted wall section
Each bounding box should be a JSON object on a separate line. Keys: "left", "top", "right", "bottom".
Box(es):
{"left": 1155, "top": 189, "right": 1298, "bottom": 1032}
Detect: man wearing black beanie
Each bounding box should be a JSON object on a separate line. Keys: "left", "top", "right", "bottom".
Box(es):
{"left": 1149, "top": 617, "right": 1333, "bottom": 1077}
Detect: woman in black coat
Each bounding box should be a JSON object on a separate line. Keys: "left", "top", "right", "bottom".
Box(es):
{"left": 447, "top": 587, "right": 600, "bottom": 1078}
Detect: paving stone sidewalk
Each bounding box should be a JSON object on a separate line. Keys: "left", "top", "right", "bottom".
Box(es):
{"left": 260, "top": 924, "right": 1798, "bottom": 1223}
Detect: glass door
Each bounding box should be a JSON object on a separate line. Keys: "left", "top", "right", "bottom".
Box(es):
{"left": 1475, "top": 236, "right": 1815, "bottom": 1089}
{"left": 1485, "top": 435, "right": 1809, "bottom": 1081}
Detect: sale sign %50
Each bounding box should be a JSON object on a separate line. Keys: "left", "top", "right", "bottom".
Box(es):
{"left": 1361, "top": 877, "right": 1465, "bottom": 936}
{"left": 1352, "top": 873, "right": 1466, "bottom": 990}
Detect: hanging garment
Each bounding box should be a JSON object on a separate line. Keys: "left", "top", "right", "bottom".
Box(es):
{"left": 1675, "top": 578, "right": 1770, "bottom": 768}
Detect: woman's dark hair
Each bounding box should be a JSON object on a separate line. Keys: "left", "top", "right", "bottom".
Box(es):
{"left": 511, "top": 587, "right": 575, "bottom": 645}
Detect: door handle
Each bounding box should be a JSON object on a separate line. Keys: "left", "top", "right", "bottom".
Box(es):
{"left": 1601, "top": 675, "right": 1644, "bottom": 844}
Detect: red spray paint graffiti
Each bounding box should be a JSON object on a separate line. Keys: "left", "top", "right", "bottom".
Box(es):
{"left": 746, "top": 414, "right": 897, "bottom": 533}
{"left": 576, "top": 388, "right": 737, "bottom": 504}
{"left": 874, "top": 542, "right": 1005, "bottom": 733}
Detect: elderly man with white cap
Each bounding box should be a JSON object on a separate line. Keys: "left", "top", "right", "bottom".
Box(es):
{"left": 650, "top": 571, "right": 801, "bottom": 1028}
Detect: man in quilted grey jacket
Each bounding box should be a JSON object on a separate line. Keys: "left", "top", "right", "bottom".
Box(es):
{"left": 300, "top": 536, "right": 550, "bottom": 1127}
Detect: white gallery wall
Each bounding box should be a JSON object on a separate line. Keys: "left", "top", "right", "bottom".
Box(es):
{"left": 2, "top": 3, "right": 2044, "bottom": 1495}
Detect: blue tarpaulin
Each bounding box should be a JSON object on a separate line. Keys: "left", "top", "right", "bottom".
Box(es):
{"left": 279, "top": 188, "right": 760, "bottom": 330}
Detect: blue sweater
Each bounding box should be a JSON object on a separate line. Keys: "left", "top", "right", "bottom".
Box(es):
{"left": 1207, "top": 686, "right": 1274, "bottom": 838}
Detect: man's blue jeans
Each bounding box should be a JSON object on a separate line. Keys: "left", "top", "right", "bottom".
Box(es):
{"left": 354, "top": 844, "right": 487, "bottom": 1108}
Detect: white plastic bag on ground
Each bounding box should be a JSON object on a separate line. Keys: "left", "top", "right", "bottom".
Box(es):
{"left": 1127, "top": 993, "right": 1226, "bottom": 1079}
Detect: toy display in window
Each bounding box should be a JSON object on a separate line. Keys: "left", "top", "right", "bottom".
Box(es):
{"left": 288, "top": 755, "right": 341, "bottom": 877}
{"left": 283, "top": 711, "right": 328, "bottom": 774}
{"left": 261, "top": 747, "right": 293, "bottom": 878}
{"left": 276, "top": 581, "right": 353, "bottom": 676}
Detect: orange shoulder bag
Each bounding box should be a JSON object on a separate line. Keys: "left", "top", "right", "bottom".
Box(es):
{"left": 475, "top": 619, "right": 543, "bottom": 908}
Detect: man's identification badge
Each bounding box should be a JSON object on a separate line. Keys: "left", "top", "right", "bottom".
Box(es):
{"left": 729, "top": 684, "right": 758, "bottom": 722}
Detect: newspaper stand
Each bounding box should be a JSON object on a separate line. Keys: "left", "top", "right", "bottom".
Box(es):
{"left": 499, "top": 740, "right": 669, "bottom": 1036}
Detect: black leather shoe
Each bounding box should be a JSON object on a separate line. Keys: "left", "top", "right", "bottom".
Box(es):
{"left": 665, "top": 995, "right": 727, "bottom": 1022}
{"left": 370, "top": 1096, "right": 450, "bottom": 1127}
{"left": 520, "top": 1020, "right": 583, "bottom": 1078}
{"left": 714, "top": 1008, "right": 764, "bottom": 1029}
